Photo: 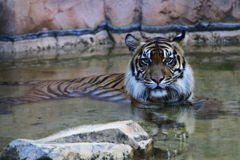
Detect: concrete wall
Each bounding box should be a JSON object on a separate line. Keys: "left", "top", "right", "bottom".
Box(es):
{"left": 1, "top": 0, "right": 240, "bottom": 35}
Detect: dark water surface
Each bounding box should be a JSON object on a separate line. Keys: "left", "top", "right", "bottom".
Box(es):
{"left": 0, "top": 46, "right": 240, "bottom": 159}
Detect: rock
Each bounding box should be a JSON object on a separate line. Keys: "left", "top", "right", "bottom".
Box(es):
{"left": 56, "top": 30, "right": 112, "bottom": 51}
{"left": 2, "top": 30, "right": 240, "bottom": 58}
{"left": 2, "top": 30, "right": 240, "bottom": 59}
{"left": 1, "top": 120, "right": 153, "bottom": 160}
{"left": 3, "top": 140, "right": 133, "bottom": 160}
{"left": 1, "top": 0, "right": 240, "bottom": 35}
{"left": 232, "top": 0, "right": 240, "bottom": 19}
{"left": 201, "top": 0, "right": 233, "bottom": 21}
{"left": 0, "top": 30, "right": 112, "bottom": 59}
{"left": 142, "top": 0, "right": 176, "bottom": 25}
{"left": 0, "top": 0, "right": 15, "bottom": 34}
{"left": 52, "top": 0, "right": 105, "bottom": 29}
{"left": 0, "top": 0, "right": 106, "bottom": 35}
{"left": 142, "top": 0, "right": 201, "bottom": 25}
{"left": 105, "top": 0, "right": 140, "bottom": 26}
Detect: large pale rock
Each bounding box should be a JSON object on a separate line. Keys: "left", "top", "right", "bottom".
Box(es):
{"left": 1, "top": 120, "right": 152, "bottom": 160}
{"left": 5, "top": 140, "right": 133, "bottom": 160}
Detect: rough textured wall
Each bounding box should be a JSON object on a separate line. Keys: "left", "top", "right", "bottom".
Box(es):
{"left": 0, "top": 0, "right": 240, "bottom": 35}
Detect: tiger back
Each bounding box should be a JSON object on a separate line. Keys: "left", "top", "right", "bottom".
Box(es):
{"left": 0, "top": 73, "right": 129, "bottom": 106}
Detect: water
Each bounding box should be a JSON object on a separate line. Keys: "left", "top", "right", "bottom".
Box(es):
{"left": 0, "top": 46, "right": 240, "bottom": 159}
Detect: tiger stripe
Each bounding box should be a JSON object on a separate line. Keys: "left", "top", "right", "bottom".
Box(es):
{"left": 0, "top": 73, "right": 129, "bottom": 106}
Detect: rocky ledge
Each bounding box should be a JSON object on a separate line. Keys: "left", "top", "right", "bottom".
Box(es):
{"left": 1, "top": 29, "right": 240, "bottom": 60}
{"left": 0, "top": 120, "right": 152, "bottom": 160}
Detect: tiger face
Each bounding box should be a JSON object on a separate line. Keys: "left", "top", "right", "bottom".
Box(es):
{"left": 124, "top": 32, "right": 194, "bottom": 103}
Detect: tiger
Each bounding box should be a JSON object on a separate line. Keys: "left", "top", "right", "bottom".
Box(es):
{"left": 0, "top": 31, "right": 194, "bottom": 106}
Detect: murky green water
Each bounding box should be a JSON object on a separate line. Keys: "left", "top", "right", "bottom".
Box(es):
{"left": 0, "top": 46, "right": 240, "bottom": 159}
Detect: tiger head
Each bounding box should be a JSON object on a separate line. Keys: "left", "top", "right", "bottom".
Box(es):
{"left": 124, "top": 31, "right": 194, "bottom": 103}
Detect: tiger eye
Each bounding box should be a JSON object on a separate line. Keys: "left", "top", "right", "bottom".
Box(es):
{"left": 140, "top": 58, "right": 150, "bottom": 65}
{"left": 164, "top": 57, "right": 174, "bottom": 64}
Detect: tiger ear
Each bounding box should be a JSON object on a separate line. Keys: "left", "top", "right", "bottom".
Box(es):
{"left": 172, "top": 31, "right": 185, "bottom": 43}
{"left": 125, "top": 34, "right": 140, "bottom": 52}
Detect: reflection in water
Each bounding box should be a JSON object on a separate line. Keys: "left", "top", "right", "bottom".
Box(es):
{"left": 176, "top": 109, "right": 195, "bottom": 134}
{"left": 0, "top": 47, "right": 240, "bottom": 160}
{"left": 130, "top": 98, "right": 225, "bottom": 159}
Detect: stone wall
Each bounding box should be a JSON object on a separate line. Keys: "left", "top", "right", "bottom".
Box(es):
{"left": 1, "top": 0, "right": 240, "bottom": 55}
{"left": 1, "top": 0, "right": 240, "bottom": 35}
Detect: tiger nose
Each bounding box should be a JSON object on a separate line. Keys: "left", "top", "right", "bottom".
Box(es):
{"left": 151, "top": 76, "right": 164, "bottom": 84}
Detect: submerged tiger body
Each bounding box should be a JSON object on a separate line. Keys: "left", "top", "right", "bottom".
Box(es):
{"left": 0, "top": 73, "right": 129, "bottom": 105}
{"left": 0, "top": 31, "right": 194, "bottom": 106}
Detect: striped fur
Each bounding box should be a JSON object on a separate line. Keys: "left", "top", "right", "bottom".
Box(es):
{"left": 0, "top": 73, "right": 129, "bottom": 106}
